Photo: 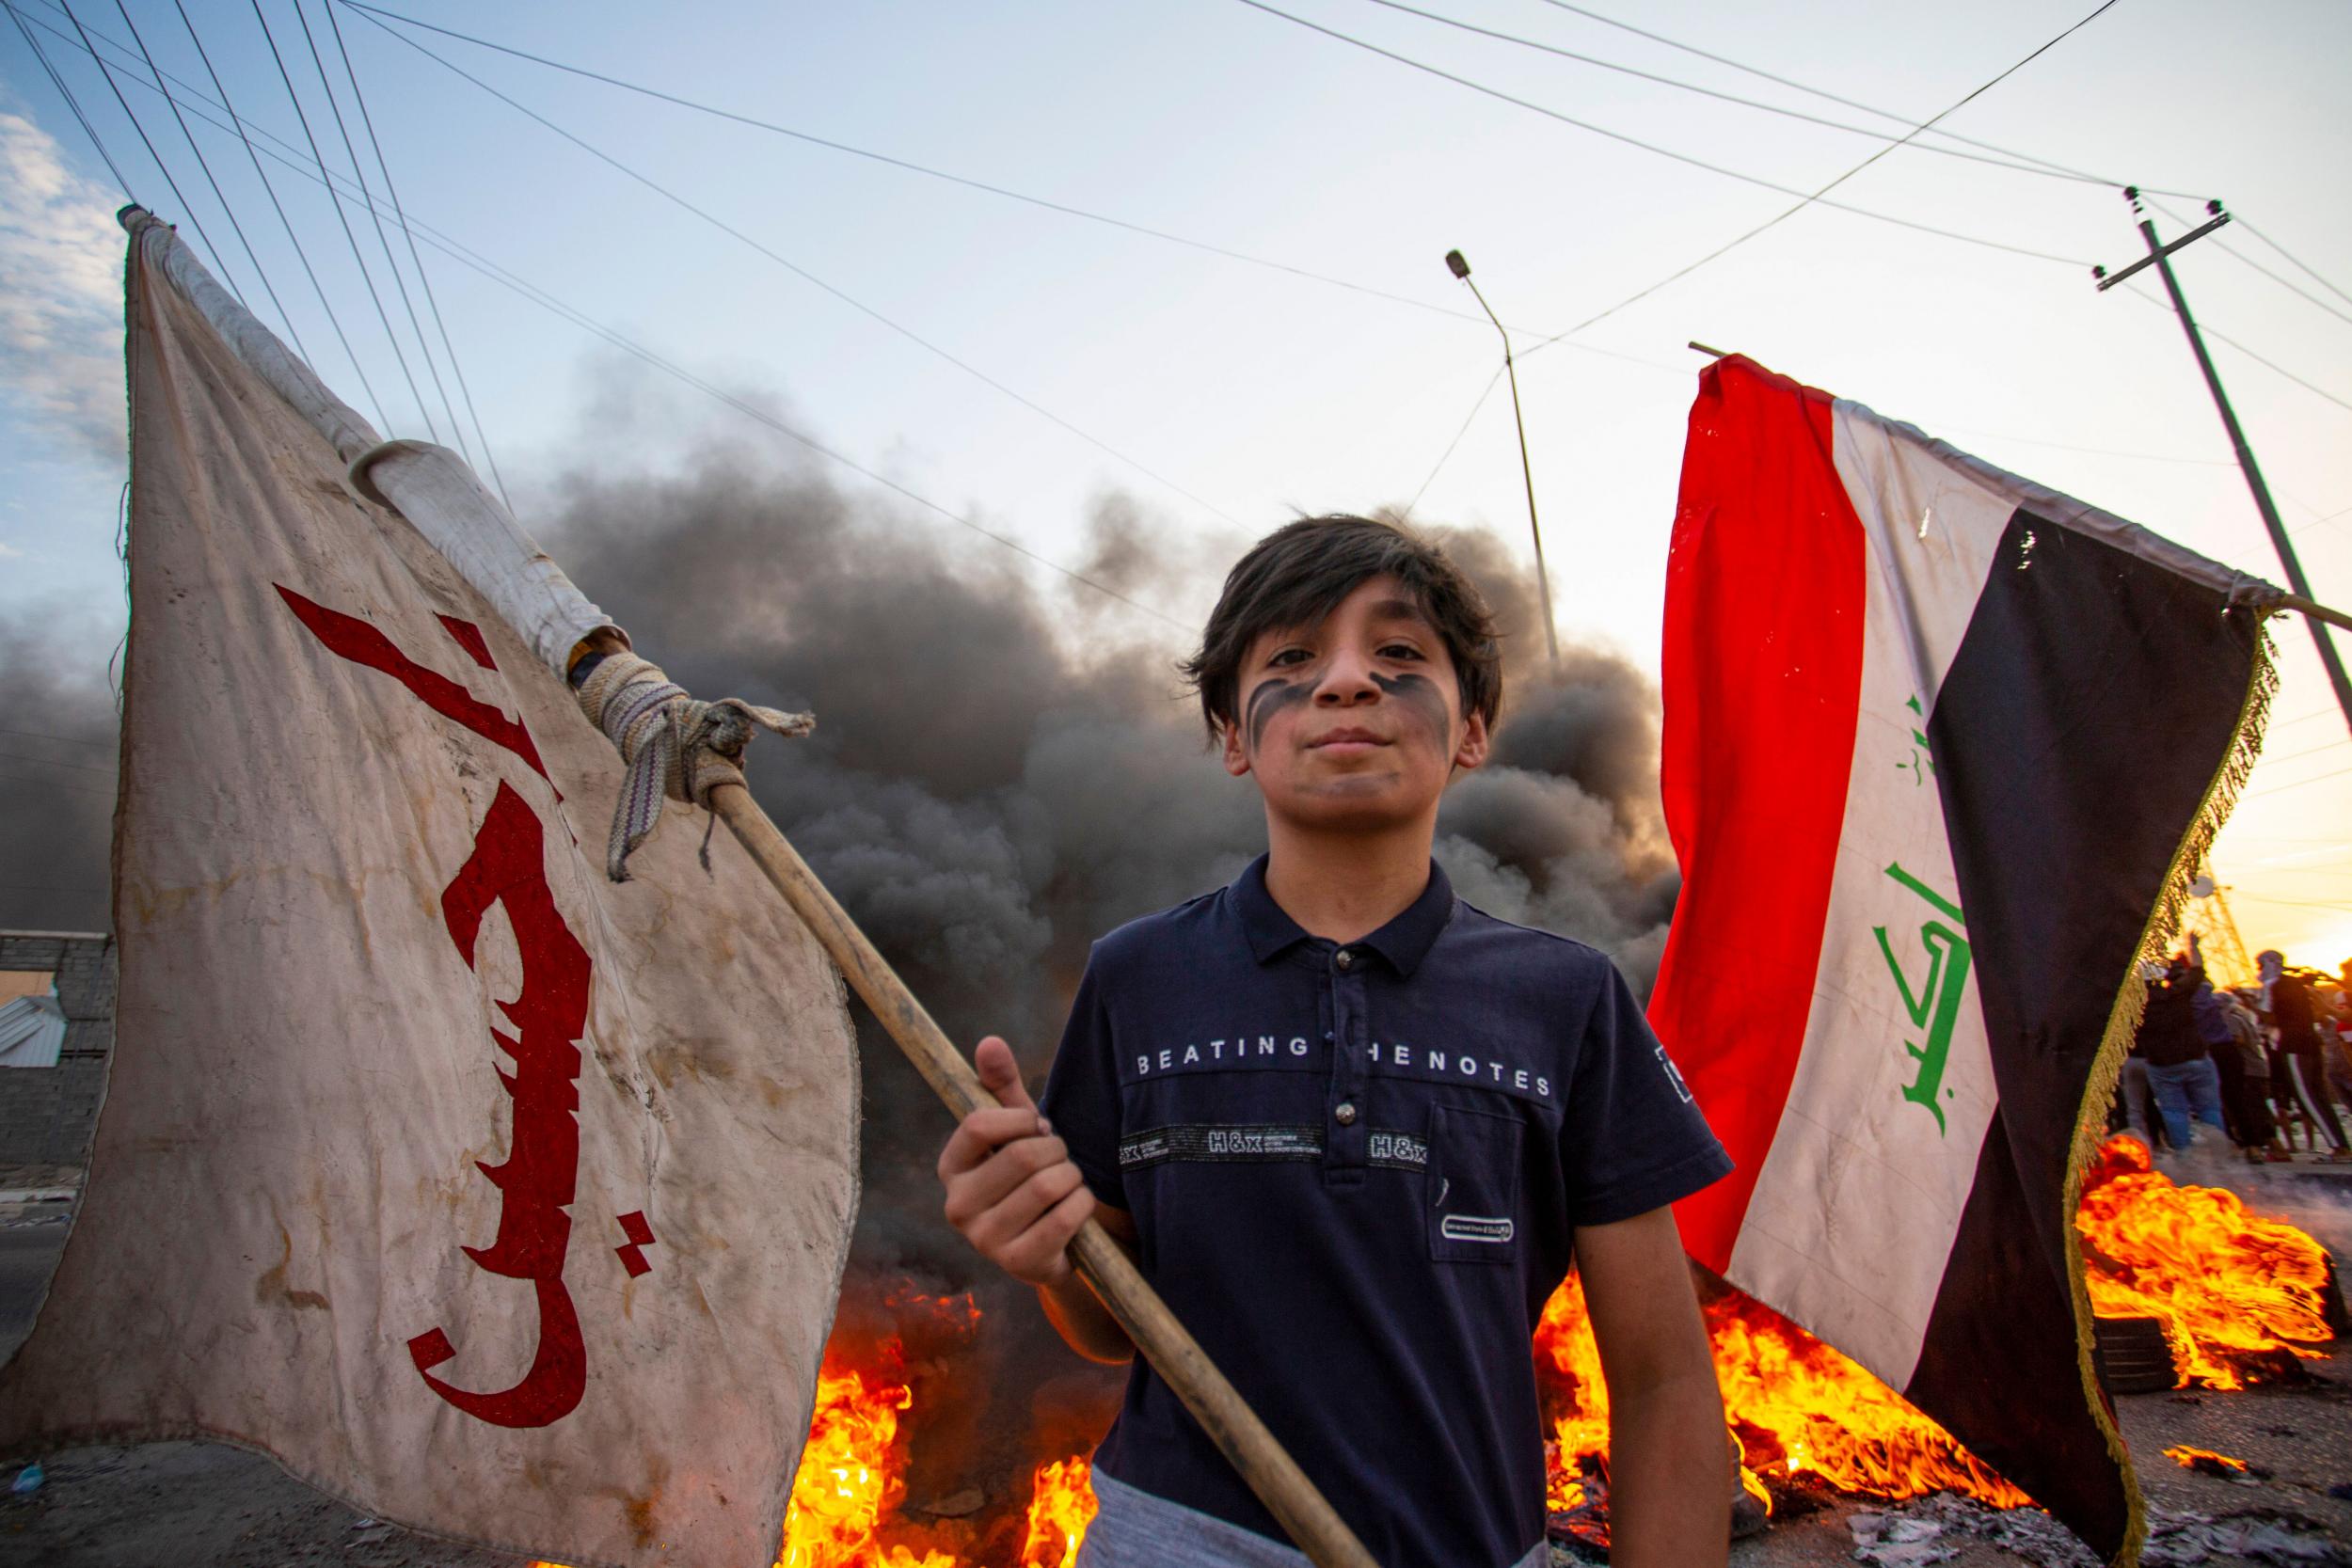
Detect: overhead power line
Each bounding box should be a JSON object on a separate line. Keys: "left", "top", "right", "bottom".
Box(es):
{"left": 346, "top": 2, "right": 1243, "bottom": 530}
{"left": 324, "top": 0, "right": 508, "bottom": 502}
{"left": 19, "top": 9, "right": 1196, "bottom": 630}
{"left": 26, "top": 0, "right": 2331, "bottom": 624}
{"left": 2146, "top": 198, "right": 2352, "bottom": 335}
{"left": 1407, "top": 365, "right": 1502, "bottom": 512}
{"left": 0, "top": 725, "right": 115, "bottom": 750}
{"left": 2121, "top": 282, "right": 2352, "bottom": 417}
{"left": 37, "top": 0, "right": 1685, "bottom": 386}
{"left": 0, "top": 749, "right": 116, "bottom": 776}
{"left": 332, "top": 0, "right": 1551, "bottom": 341}
{"left": 2233, "top": 215, "right": 2352, "bottom": 312}
{"left": 110, "top": 0, "right": 307, "bottom": 356}
{"left": 1413, "top": 0, "right": 2127, "bottom": 501}
{"left": 1230, "top": 0, "right": 2092, "bottom": 268}
{"left": 171, "top": 0, "right": 391, "bottom": 433}
{"left": 58, "top": 0, "right": 246, "bottom": 302}
{"left": 4, "top": 0, "right": 134, "bottom": 194}
{"left": 1524, "top": 0, "right": 2123, "bottom": 354}
{"left": 1357, "top": 0, "right": 2134, "bottom": 188}
{"left": 2243, "top": 763, "right": 2352, "bottom": 802}
{"left": 289, "top": 0, "right": 439, "bottom": 439}
{"left": 1527, "top": 0, "right": 2205, "bottom": 201}
{"left": 251, "top": 0, "right": 417, "bottom": 434}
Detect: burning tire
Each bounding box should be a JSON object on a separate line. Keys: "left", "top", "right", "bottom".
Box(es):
{"left": 2091, "top": 1314, "right": 2176, "bottom": 1395}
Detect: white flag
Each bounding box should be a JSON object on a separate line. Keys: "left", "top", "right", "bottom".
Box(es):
{"left": 0, "top": 217, "right": 860, "bottom": 1568}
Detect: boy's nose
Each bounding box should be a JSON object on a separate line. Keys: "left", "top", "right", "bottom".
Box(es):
{"left": 1314, "top": 652, "right": 1380, "bottom": 705}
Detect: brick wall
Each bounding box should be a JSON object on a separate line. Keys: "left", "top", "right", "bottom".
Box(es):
{"left": 0, "top": 931, "right": 116, "bottom": 1182}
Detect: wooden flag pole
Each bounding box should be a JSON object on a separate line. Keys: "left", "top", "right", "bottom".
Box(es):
{"left": 707, "top": 784, "right": 1382, "bottom": 1568}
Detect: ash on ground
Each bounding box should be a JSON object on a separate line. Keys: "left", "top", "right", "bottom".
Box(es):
{"left": 1545, "top": 1338, "right": 2352, "bottom": 1568}
{"left": 1848, "top": 1494, "right": 2347, "bottom": 1567}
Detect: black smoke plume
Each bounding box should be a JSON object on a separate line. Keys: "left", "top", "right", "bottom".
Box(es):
{"left": 538, "top": 412, "right": 1679, "bottom": 1514}
{"left": 0, "top": 610, "right": 119, "bottom": 939}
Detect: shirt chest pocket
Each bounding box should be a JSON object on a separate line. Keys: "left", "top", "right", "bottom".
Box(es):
{"left": 1426, "top": 1104, "right": 1523, "bottom": 1263}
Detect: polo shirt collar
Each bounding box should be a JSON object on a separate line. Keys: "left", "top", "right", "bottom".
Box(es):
{"left": 1232, "top": 853, "right": 1456, "bottom": 977}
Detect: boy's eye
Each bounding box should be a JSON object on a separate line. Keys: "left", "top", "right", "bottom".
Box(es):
{"left": 1268, "top": 647, "right": 1312, "bottom": 668}
{"left": 1379, "top": 642, "right": 1425, "bottom": 661}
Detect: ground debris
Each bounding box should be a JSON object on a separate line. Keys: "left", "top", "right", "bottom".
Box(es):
{"left": 1848, "top": 1508, "right": 1958, "bottom": 1565}
{"left": 1848, "top": 1493, "right": 2350, "bottom": 1567}
{"left": 2142, "top": 1512, "right": 2352, "bottom": 1565}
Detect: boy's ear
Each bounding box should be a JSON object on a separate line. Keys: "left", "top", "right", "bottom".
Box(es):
{"left": 1452, "top": 709, "right": 1491, "bottom": 774}
{"left": 1220, "top": 719, "right": 1252, "bottom": 778}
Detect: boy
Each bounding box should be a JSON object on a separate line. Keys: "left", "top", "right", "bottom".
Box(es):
{"left": 938, "top": 516, "right": 1733, "bottom": 1567}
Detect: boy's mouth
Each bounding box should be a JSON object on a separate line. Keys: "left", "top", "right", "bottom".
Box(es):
{"left": 1306, "top": 727, "right": 1390, "bottom": 752}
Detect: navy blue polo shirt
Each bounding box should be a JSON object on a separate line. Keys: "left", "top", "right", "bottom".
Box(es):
{"left": 1041, "top": 855, "right": 1731, "bottom": 1568}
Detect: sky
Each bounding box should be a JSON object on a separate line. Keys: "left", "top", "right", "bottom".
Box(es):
{"left": 1, "top": 0, "right": 2348, "bottom": 961}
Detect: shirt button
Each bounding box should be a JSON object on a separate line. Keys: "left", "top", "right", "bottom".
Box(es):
{"left": 1334, "top": 948, "right": 1354, "bottom": 971}
{"left": 1334, "top": 1101, "right": 1359, "bottom": 1126}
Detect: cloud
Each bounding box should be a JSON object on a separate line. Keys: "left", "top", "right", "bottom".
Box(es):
{"left": 0, "top": 109, "right": 125, "bottom": 463}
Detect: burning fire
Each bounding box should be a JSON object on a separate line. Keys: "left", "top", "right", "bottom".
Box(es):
{"left": 532, "top": 1138, "right": 2333, "bottom": 1561}
{"left": 1536, "top": 1132, "right": 2336, "bottom": 1518}
{"left": 770, "top": 1285, "right": 1096, "bottom": 1568}
{"left": 2075, "top": 1133, "right": 2335, "bottom": 1389}
{"left": 2163, "top": 1444, "right": 2249, "bottom": 1475}
{"left": 780, "top": 1362, "right": 956, "bottom": 1568}
{"left": 1535, "top": 1272, "right": 2027, "bottom": 1512}
{"left": 775, "top": 1359, "right": 1097, "bottom": 1568}
{"left": 1015, "top": 1459, "right": 1099, "bottom": 1568}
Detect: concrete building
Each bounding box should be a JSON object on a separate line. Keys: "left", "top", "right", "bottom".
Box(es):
{"left": 0, "top": 932, "right": 115, "bottom": 1187}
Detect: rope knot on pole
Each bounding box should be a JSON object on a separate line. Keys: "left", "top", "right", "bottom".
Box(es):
{"left": 576, "top": 652, "right": 814, "bottom": 880}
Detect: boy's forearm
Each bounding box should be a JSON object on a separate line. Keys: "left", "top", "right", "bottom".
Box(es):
{"left": 1038, "top": 1270, "right": 1136, "bottom": 1364}
{"left": 1604, "top": 1367, "right": 1732, "bottom": 1568}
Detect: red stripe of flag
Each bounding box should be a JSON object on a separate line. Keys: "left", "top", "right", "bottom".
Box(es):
{"left": 1650, "top": 357, "right": 1868, "bottom": 1272}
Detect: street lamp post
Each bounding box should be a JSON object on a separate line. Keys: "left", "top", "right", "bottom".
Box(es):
{"left": 1445, "top": 248, "right": 1558, "bottom": 665}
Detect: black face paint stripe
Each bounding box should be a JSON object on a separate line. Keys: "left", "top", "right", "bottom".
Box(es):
{"left": 1371, "top": 671, "right": 1450, "bottom": 743}
{"left": 1245, "top": 675, "right": 1313, "bottom": 753}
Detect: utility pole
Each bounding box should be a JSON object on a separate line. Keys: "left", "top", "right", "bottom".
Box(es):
{"left": 2095, "top": 188, "right": 2352, "bottom": 738}
{"left": 1445, "top": 249, "right": 1558, "bottom": 664}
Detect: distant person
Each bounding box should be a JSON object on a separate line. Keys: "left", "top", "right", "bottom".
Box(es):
{"left": 2257, "top": 949, "right": 2351, "bottom": 1161}
{"left": 2322, "top": 972, "right": 2352, "bottom": 1111}
{"left": 2208, "top": 985, "right": 2279, "bottom": 1162}
{"left": 2136, "top": 939, "right": 2227, "bottom": 1153}
{"left": 2121, "top": 965, "right": 2169, "bottom": 1149}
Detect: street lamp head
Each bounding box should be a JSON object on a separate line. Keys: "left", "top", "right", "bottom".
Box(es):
{"left": 1444, "top": 249, "right": 1471, "bottom": 280}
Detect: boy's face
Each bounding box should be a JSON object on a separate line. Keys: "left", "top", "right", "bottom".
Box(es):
{"left": 1220, "top": 574, "right": 1489, "bottom": 832}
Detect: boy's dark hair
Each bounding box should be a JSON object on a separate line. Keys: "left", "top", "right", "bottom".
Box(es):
{"left": 1180, "top": 515, "right": 1503, "bottom": 741}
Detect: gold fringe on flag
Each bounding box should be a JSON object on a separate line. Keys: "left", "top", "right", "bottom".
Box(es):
{"left": 2058, "top": 615, "right": 2280, "bottom": 1568}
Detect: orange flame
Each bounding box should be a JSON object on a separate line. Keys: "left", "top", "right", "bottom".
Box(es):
{"left": 2075, "top": 1134, "right": 2334, "bottom": 1390}
{"left": 2162, "top": 1444, "right": 2248, "bottom": 1474}
{"left": 539, "top": 1148, "right": 2332, "bottom": 1561}
{"left": 779, "top": 1362, "right": 957, "bottom": 1568}
{"left": 1016, "top": 1458, "right": 1099, "bottom": 1568}
{"left": 770, "top": 1282, "right": 1093, "bottom": 1568}
{"left": 1535, "top": 1272, "right": 2027, "bottom": 1511}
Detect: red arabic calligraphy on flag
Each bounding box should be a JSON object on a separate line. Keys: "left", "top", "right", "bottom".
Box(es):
{"left": 280, "top": 588, "right": 594, "bottom": 1431}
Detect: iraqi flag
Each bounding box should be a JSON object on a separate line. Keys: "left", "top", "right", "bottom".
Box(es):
{"left": 1651, "top": 355, "right": 2280, "bottom": 1564}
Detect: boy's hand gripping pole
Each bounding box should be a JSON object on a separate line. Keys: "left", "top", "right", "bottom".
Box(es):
{"left": 707, "top": 784, "right": 1383, "bottom": 1568}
